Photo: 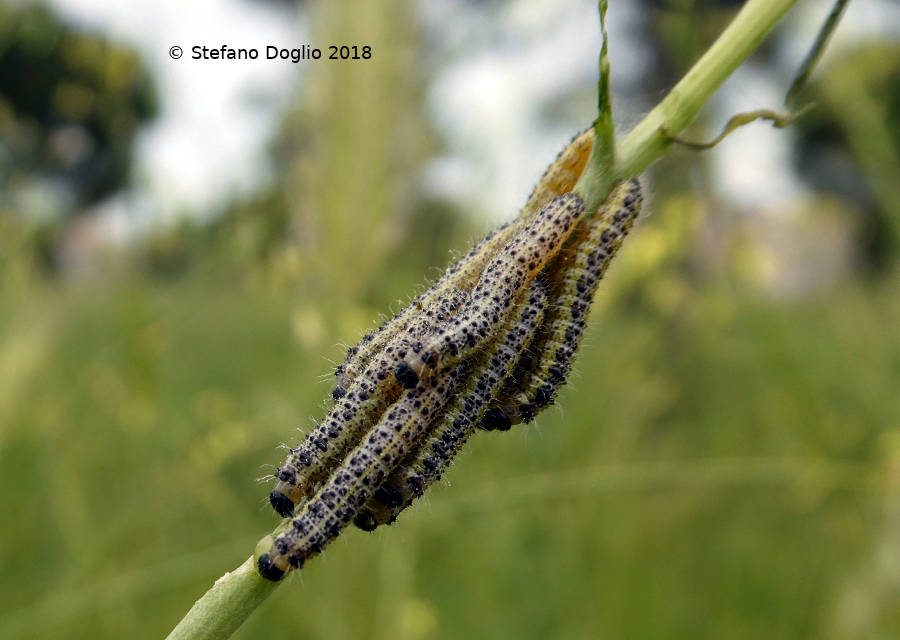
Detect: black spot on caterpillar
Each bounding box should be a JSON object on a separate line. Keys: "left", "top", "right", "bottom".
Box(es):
{"left": 260, "top": 364, "right": 468, "bottom": 579}
{"left": 332, "top": 128, "right": 594, "bottom": 397}
{"left": 482, "top": 179, "right": 643, "bottom": 427}
{"left": 331, "top": 233, "right": 502, "bottom": 395}
{"left": 354, "top": 281, "right": 548, "bottom": 530}
{"left": 394, "top": 193, "right": 586, "bottom": 389}
{"left": 270, "top": 290, "right": 469, "bottom": 516}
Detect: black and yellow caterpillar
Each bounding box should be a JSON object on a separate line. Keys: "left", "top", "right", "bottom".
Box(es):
{"left": 258, "top": 128, "right": 642, "bottom": 581}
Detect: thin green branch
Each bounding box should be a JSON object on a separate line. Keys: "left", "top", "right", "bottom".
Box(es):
{"left": 669, "top": 0, "right": 848, "bottom": 150}
{"left": 165, "top": 556, "right": 280, "bottom": 640}
{"left": 575, "top": 0, "right": 801, "bottom": 211}
{"left": 591, "top": 0, "right": 616, "bottom": 175}
{"left": 663, "top": 105, "right": 811, "bottom": 150}
{"left": 784, "top": 0, "right": 849, "bottom": 110}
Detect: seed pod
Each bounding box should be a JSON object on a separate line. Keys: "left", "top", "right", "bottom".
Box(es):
{"left": 395, "top": 193, "right": 586, "bottom": 390}
{"left": 270, "top": 290, "right": 468, "bottom": 517}
{"left": 482, "top": 179, "right": 642, "bottom": 428}
{"left": 354, "top": 282, "right": 548, "bottom": 530}
{"left": 258, "top": 365, "right": 467, "bottom": 581}
{"left": 333, "top": 129, "right": 594, "bottom": 396}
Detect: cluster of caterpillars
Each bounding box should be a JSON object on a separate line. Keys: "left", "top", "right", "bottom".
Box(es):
{"left": 258, "top": 128, "right": 644, "bottom": 582}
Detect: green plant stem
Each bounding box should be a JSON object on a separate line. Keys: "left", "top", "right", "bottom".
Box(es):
{"left": 168, "top": 1, "right": 807, "bottom": 637}
{"left": 165, "top": 556, "right": 280, "bottom": 640}
{"left": 591, "top": 0, "right": 616, "bottom": 175}
{"left": 574, "top": 0, "right": 800, "bottom": 211}
{"left": 784, "top": 0, "right": 849, "bottom": 110}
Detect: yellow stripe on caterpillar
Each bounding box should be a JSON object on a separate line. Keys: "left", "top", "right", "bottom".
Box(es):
{"left": 332, "top": 128, "right": 594, "bottom": 396}
{"left": 481, "top": 179, "right": 642, "bottom": 429}
{"left": 355, "top": 281, "right": 548, "bottom": 530}
{"left": 394, "top": 193, "right": 587, "bottom": 390}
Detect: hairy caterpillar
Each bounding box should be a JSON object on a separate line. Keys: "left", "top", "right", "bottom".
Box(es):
{"left": 332, "top": 129, "right": 594, "bottom": 398}
{"left": 270, "top": 290, "right": 469, "bottom": 516}
{"left": 394, "top": 193, "right": 586, "bottom": 390}
{"left": 260, "top": 125, "right": 643, "bottom": 581}
{"left": 481, "top": 179, "right": 643, "bottom": 429}
{"left": 259, "top": 364, "right": 468, "bottom": 581}
{"left": 353, "top": 282, "right": 548, "bottom": 530}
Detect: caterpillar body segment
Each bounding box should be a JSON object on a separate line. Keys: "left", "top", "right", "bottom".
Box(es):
{"left": 395, "top": 193, "right": 587, "bottom": 390}
{"left": 354, "top": 282, "right": 549, "bottom": 530}
{"left": 333, "top": 127, "right": 596, "bottom": 396}
{"left": 481, "top": 179, "right": 643, "bottom": 428}
{"left": 332, "top": 227, "right": 511, "bottom": 395}
{"left": 271, "top": 290, "right": 469, "bottom": 517}
{"left": 259, "top": 365, "right": 468, "bottom": 581}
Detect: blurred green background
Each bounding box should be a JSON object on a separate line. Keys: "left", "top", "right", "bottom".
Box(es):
{"left": 1, "top": 1, "right": 899, "bottom": 639}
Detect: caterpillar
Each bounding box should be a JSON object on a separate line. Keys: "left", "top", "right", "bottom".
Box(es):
{"left": 260, "top": 124, "right": 643, "bottom": 582}
{"left": 270, "top": 290, "right": 469, "bottom": 517}
{"left": 353, "top": 281, "right": 549, "bottom": 531}
{"left": 394, "top": 193, "right": 587, "bottom": 390}
{"left": 332, "top": 129, "right": 594, "bottom": 398}
{"left": 480, "top": 178, "right": 643, "bottom": 429}
{"left": 258, "top": 364, "right": 469, "bottom": 581}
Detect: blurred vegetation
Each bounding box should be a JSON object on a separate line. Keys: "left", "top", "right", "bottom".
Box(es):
{"left": 795, "top": 41, "right": 900, "bottom": 269}
{"left": 1, "top": 1, "right": 899, "bottom": 639}
{"left": 0, "top": 2, "right": 157, "bottom": 273}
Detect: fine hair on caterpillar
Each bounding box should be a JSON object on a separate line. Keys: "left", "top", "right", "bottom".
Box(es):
{"left": 354, "top": 281, "right": 549, "bottom": 531}
{"left": 259, "top": 364, "right": 469, "bottom": 581}
{"left": 270, "top": 290, "right": 469, "bottom": 516}
{"left": 481, "top": 179, "right": 643, "bottom": 429}
{"left": 393, "top": 193, "right": 586, "bottom": 390}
